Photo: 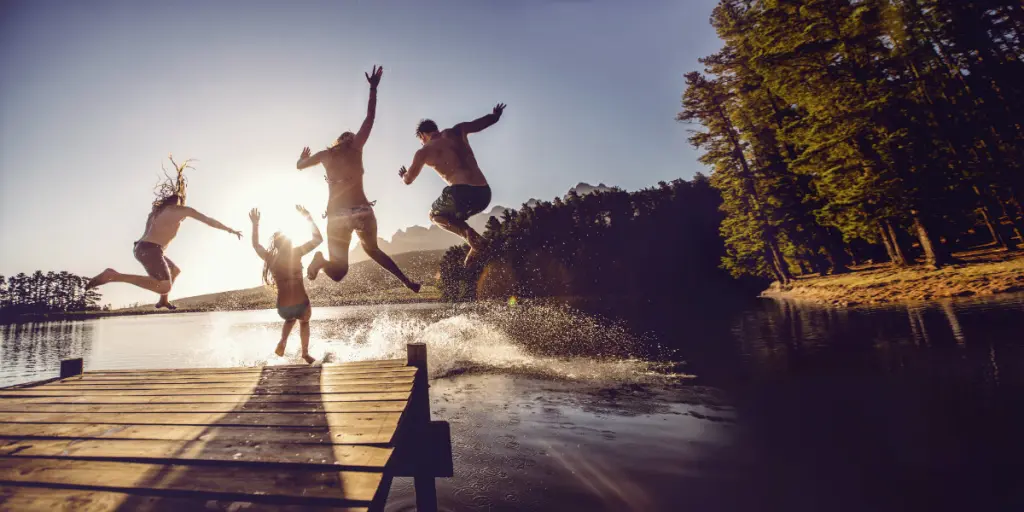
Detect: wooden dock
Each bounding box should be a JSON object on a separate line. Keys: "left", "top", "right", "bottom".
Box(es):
{"left": 0, "top": 343, "right": 451, "bottom": 511}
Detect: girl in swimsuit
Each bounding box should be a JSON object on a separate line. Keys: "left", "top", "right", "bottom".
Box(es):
{"left": 250, "top": 205, "right": 322, "bottom": 364}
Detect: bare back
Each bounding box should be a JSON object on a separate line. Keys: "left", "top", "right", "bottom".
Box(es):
{"left": 422, "top": 130, "right": 489, "bottom": 187}
{"left": 321, "top": 145, "right": 371, "bottom": 211}
{"left": 139, "top": 206, "right": 188, "bottom": 248}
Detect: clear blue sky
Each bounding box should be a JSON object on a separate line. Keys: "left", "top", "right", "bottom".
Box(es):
{"left": 0, "top": 0, "right": 722, "bottom": 307}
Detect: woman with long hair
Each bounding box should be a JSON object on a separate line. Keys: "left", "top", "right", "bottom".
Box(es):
{"left": 250, "top": 205, "right": 322, "bottom": 363}
{"left": 87, "top": 158, "right": 242, "bottom": 308}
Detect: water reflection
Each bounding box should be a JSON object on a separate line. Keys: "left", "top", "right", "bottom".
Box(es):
{"left": 0, "top": 321, "right": 94, "bottom": 384}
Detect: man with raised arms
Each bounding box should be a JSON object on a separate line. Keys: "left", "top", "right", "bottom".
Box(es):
{"left": 399, "top": 103, "right": 506, "bottom": 265}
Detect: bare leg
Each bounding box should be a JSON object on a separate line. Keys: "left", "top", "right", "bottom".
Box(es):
{"left": 155, "top": 264, "right": 181, "bottom": 310}
{"left": 431, "top": 214, "right": 485, "bottom": 266}
{"left": 87, "top": 268, "right": 171, "bottom": 295}
{"left": 299, "top": 306, "right": 314, "bottom": 364}
{"left": 310, "top": 220, "right": 352, "bottom": 282}
{"left": 356, "top": 217, "right": 421, "bottom": 292}
{"left": 276, "top": 319, "right": 297, "bottom": 356}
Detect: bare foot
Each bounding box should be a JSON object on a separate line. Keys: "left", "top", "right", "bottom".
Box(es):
{"left": 302, "top": 353, "right": 316, "bottom": 364}
{"left": 86, "top": 268, "right": 118, "bottom": 289}
{"left": 275, "top": 341, "right": 286, "bottom": 357}
{"left": 307, "top": 252, "right": 325, "bottom": 281}
{"left": 154, "top": 298, "right": 178, "bottom": 310}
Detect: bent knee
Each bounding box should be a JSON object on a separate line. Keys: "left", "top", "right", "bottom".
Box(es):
{"left": 154, "top": 281, "right": 173, "bottom": 294}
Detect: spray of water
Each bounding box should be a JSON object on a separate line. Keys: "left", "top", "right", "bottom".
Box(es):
{"left": 309, "top": 302, "right": 690, "bottom": 385}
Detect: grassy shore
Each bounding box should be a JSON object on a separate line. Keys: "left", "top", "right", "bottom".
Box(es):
{"left": 762, "top": 247, "right": 1024, "bottom": 307}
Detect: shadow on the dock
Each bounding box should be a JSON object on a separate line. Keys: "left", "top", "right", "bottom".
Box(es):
{"left": 113, "top": 365, "right": 344, "bottom": 511}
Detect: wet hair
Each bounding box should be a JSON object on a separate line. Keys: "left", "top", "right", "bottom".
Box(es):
{"left": 261, "top": 232, "right": 291, "bottom": 287}
{"left": 415, "top": 119, "right": 438, "bottom": 136}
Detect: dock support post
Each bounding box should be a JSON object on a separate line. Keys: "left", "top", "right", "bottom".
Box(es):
{"left": 60, "top": 358, "right": 83, "bottom": 379}
{"left": 407, "top": 342, "right": 437, "bottom": 512}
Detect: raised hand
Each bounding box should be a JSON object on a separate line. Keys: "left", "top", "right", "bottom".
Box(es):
{"left": 229, "top": 228, "right": 243, "bottom": 240}
{"left": 300, "top": 147, "right": 311, "bottom": 160}
{"left": 398, "top": 166, "right": 408, "bottom": 179}
{"left": 366, "top": 65, "right": 383, "bottom": 89}
{"left": 493, "top": 103, "right": 506, "bottom": 117}
{"left": 296, "top": 205, "right": 312, "bottom": 219}
{"left": 249, "top": 208, "right": 261, "bottom": 224}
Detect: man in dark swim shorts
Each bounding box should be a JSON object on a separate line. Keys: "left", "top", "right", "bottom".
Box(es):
{"left": 399, "top": 103, "right": 506, "bottom": 266}
{"left": 431, "top": 184, "right": 492, "bottom": 223}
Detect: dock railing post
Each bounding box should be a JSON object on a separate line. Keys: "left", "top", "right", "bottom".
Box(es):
{"left": 60, "top": 358, "right": 83, "bottom": 379}
{"left": 407, "top": 342, "right": 438, "bottom": 512}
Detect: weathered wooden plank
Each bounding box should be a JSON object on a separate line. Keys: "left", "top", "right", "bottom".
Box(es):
{"left": 0, "top": 383, "right": 412, "bottom": 397}
{"left": 0, "top": 458, "right": 383, "bottom": 504}
{"left": 0, "top": 400, "right": 408, "bottom": 414}
{"left": 0, "top": 486, "right": 369, "bottom": 512}
{"left": 41, "top": 379, "right": 412, "bottom": 392}
{"left": 74, "top": 366, "right": 415, "bottom": 382}
{"left": 43, "top": 375, "right": 414, "bottom": 390}
{"left": 83, "top": 360, "right": 406, "bottom": 375}
{"left": 0, "top": 411, "right": 402, "bottom": 428}
{"left": 0, "top": 423, "right": 396, "bottom": 445}
{"left": 0, "top": 391, "right": 411, "bottom": 405}
{"left": 0, "top": 438, "right": 393, "bottom": 469}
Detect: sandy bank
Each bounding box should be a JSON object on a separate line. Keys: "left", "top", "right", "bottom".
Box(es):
{"left": 762, "top": 248, "right": 1024, "bottom": 307}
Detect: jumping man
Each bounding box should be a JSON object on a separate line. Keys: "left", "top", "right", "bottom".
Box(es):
{"left": 399, "top": 103, "right": 506, "bottom": 265}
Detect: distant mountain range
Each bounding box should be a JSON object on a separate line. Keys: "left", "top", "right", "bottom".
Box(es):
{"left": 350, "top": 182, "right": 613, "bottom": 262}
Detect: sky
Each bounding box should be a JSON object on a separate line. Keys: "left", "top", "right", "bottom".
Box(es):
{"left": 0, "top": 0, "right": 723, "bottom": 307}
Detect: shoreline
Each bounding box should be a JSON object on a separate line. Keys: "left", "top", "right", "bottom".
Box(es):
{"left": 761, "top": 247, "right": 1024, "bottom": 307}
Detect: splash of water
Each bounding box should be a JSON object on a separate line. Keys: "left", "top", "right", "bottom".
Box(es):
{"left": 313, "top": 302, "right": 690, "bottom": 385}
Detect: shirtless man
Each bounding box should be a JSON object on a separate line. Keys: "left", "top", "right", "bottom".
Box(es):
{"left": 86, "top": 192, "right": 242, "bottom": 308}
{"left": 399, "top": 103, "right": 506, "bottom": 265}
{"left": 297, "top": 66, "right": 420, "bottom": 292}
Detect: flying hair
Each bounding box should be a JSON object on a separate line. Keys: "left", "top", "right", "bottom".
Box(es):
{"left": 152, "top": 155, "right": 196, "bottom": 212}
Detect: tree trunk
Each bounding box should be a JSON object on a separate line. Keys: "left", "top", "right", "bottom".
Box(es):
{"left": 977, "top": 207, "right": 1007, "bottom": 249}
{"left": 884, "top": 220, "right": 910, "bottom": 267}
{"left": 995, "top": 195, "right": 1024, "bottom": 250}
{"left": 764, "top": 245, "right": 787, "bottom": 285}
{"left": 911, "top": 213, "right": 948, "bottom": 269}
{"left": 767, "top": 238, "right": 793, "bottom": 285}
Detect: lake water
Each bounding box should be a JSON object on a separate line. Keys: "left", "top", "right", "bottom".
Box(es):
{"left": 2, "top": 293, "right": 1023, "bottom": 511}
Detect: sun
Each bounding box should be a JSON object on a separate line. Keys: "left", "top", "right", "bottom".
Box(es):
{"left": 244, "top": 172, "right": 327, "bottom": 247}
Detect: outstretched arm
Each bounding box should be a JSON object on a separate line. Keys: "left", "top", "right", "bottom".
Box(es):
{"left": 354, "top": 65, "right": 383, "bottom": 148}
{"left": 249, "top": 208, "right": 269, "bottom": 260}
{"left": 398, "top": 148, "right": 428, "bottom": 185}
{"left": 182, "top": 207, "right": 242, "bottom": 239}
{"left": 296, "top": 147, "right": 326, "bottom": 170}
{"left": 453, "top": 103, "right": 506, "bottom": 135}
{"left": 294, "top": 205, "right": 324, "bottom": 255}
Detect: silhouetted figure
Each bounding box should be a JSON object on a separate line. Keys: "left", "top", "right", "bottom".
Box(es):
{"left": 296, "top": 65, "right": 420, "bottom": 292}
{"left": 399, "top": 103, "right": 506, "bottom": 265}
{"left": 86, "top": 163, "right": 241, "bottom": 308}
{"left": 250, "top": 206, "right": 321, "bottom": 364}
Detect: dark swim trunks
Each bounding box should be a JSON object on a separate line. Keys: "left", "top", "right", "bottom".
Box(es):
{"left": 277, "top": 300, "right": 310, "bottom": 321}
{"left": 430, "top": 184, "right": 492, "bottom": 221}
{"left": 133, "top": 241, "right": 178, "bottom": 281}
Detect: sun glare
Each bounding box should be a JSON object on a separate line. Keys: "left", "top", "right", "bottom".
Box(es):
{"left": 246, "top": 172, "right": 327, "bottom": 248}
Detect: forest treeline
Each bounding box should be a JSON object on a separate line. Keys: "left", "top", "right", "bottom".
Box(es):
{"left": 439, "top": 178, "right": 735, "bottom": 301}
{"left": 440, "top": 0, "right": 1023, "bottom": 298}
{"left": 679, "top": 0, "right": 1024, "bottom": 283}
{"left": 0, "top": 272, "right": 103, "bottom": 319}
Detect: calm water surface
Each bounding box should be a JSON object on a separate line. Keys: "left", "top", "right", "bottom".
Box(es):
{"left": 2, "top": 294, "right": 1023, "bottom": 511}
